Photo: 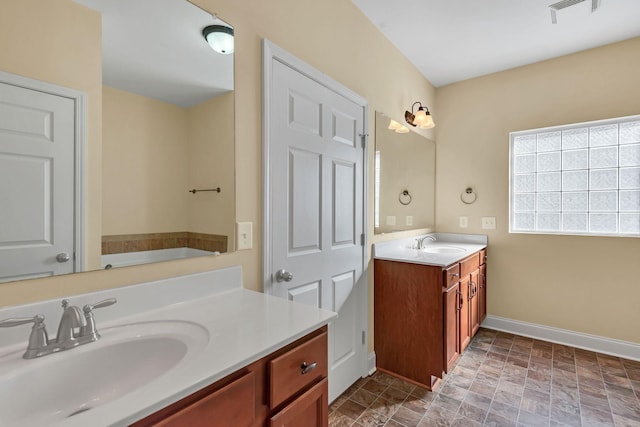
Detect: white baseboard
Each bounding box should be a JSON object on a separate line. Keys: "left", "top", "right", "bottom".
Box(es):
{"left": 368, "top": 351, "right": 377, "bottom": 376}
{"left": 482, "top": 315, "right": 640, "bottom": 362}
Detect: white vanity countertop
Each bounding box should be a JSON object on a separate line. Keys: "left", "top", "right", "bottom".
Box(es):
{"left": 373, "top": 233, "right": 488, "bottom": 267}
{"left": 0, "top": 266, "right": 336, "bottom": 427}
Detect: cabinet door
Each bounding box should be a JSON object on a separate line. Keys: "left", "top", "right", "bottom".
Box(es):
{"left": 152, "top": 370, "right": 256, "bottom": 427}
{"left": 479, "top": 264, "right": 487, "bottom": 324}
{"left": 374, "top": 260, "right": 445, "bottom": 386}
{"left": 443, "top": 283, "right": 460, "bottom": 373}
{"left": 270, "top": 378, "right": 328, "bottom": 427}
{"left": 459, "top": 275, "right": 471, "bottom": 352}
{"left": 470, "top": 270, "right": 480, "bottom": 337}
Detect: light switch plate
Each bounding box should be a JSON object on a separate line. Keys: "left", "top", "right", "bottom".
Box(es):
{"left": 459, "top": 216, "right": 468, "bottom": 228}
{"left": 406, "top": 216, "right": 413, "bottom": 226}
{"left": 386, "top": 216, "right": 396, "bottom": 226}
{"left": 236, "top": 221, "right": 253, "bottom": 250}
{"left": 481, "top": 217, "right": 497, "bottom": 229}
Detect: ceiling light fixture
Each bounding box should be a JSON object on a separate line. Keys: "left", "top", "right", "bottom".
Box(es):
{"left": 549, "top": 0, "right": 600, "bottom": 24}
{"left": 405, "top": 102, "right": 435, "bottom": 129}
{"left": 202, "top": 25, "right": 234, "bottom": 54}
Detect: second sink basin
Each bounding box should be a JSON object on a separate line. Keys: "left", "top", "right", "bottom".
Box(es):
{"left": 0, "top": 320, "right": 209, "bottom": 427}
{"left": 421, "top": 246, "right": 467, "bottom": 254}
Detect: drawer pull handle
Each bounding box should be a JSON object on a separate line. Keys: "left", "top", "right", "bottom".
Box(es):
{"left": 450, "top": 273, "right": 459, "bottom": 277}
{"left": 300, "top": 362, "right": 317, "bottom": 375}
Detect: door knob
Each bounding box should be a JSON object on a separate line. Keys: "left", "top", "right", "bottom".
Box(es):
{"left": 275, "top": 269, "right": 294, "bottom": 283}
{"left": 56, "top": 253, "right": 71, "bottom": 263}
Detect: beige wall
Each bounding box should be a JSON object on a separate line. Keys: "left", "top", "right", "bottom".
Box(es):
{"left": 103, "top": 87, "right": 235, "bottom": 245}
{"left": 435, "top": 37, "right": 640, "bottom": 344}
{"left": 102, "top": 86, "right": 189, "bottom": 235}
{"left": 187, "top": 92, "right": 235, "bottom": 247}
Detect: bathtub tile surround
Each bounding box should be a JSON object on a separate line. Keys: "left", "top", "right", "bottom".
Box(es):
{"left": 102, "top": 231, "right": 227, "bottom": 254}
{"left": 329, "top": 329, "right": 640, "bottom": 427}
{"left": 0, "top": 266, "right": 335, "bottom": 426}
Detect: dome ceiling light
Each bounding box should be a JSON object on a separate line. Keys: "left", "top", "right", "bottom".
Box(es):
{"left": 202, "top": 25, "right": 234, "bottom": 54}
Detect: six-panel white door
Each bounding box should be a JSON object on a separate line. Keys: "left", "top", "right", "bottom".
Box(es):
{"left": 267, "top": 57, "right": 366, "bottom": 401}
{"left": 0, "top": 81, "right": 76, "bottom": 282}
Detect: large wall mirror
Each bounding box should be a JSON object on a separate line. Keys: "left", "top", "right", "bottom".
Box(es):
{"left": 0, "top": 0, "right": 235, "bottom": 283}
{"left": 374, "top": 111, "right": 435, "bottom": 234}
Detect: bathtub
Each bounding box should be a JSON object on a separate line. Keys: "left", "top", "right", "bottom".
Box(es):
{"left": 101, "top": 248, "right": 220, "bottom": 269}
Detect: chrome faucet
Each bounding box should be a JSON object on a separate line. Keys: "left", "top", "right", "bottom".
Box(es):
{"left": 415, "top": 235, "right": 437, "bottom": 249}
{"left": 0, "top": 297, "right": 117, "bottom": 359}
{"left": 56, "top": 299, "right": 86, "bottom": 347}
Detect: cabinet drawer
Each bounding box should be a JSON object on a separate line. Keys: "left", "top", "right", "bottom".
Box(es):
{"left": 460, "top": 254, "right": 480, "bottom": 277}
{"left": 479, "top": 249, "right": 487, "bottom": 266}
{"left": 269, "top": 331, "right": 327, "bottom": 409}
{"left": 444, "top": 263, "right": 460, "bottom": 288}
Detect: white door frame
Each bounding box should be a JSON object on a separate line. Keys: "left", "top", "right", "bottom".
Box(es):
{"left": 0, "top": 70, "right": 87, "bottom": 272}
{"left": 261, "top": 39, "right": 370, "bottom": 380}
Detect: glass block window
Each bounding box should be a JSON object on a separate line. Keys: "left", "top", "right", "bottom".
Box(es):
{"left": 510, "top": 115, "right": 640, "bottom": 237}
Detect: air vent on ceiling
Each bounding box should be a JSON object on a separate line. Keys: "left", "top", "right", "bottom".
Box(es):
{"left": 549, "top": 0, "right": 601, "bottom": 24}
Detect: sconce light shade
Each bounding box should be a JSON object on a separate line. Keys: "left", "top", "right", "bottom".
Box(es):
{"left": 405, "top": 102, "right": 435, "bottom": 129}
{"left": 202, "top": 25, "right": 234, "bottom": 54}
{"left": 388, "top": 119, "right": 410, "bottom": 134}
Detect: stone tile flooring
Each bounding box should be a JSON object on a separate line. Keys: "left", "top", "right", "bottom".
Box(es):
{"left": 328, "top": 328, "right": 640, "bottom": 426}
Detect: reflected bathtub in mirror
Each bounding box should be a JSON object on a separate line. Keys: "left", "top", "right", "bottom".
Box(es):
{"left": 374, "top": 111, "right": 435, "bottom": 234}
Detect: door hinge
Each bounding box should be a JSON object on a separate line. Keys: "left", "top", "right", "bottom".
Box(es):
{"left": 362, "top": 330, "right": 366, "bottom": 346}
{"left": 360, "top": 233, "right": 365, "bottom": 246}
{"left": 359, "top": 133, "right": 368, "bottom": 148}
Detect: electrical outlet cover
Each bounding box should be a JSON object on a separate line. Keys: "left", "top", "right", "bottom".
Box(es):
{"left": 481, "top": 217, "right": 497, "bottom": 229}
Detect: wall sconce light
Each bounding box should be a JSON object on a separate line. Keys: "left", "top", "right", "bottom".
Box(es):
{"left": 388, "top": 119, "right": 410, "bottom": 134}
{"left": 202, "top": 25, "right": 234, "bottom": 54}
{"left": 405, "top": 101, "right": 435, "bottom": 129}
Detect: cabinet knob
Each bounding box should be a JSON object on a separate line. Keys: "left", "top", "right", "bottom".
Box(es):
{"left": 450, "top": 273, "right": 460, "bottom": 278}
{"left": 300, "top": 361, "right": 317, "bottom": 375}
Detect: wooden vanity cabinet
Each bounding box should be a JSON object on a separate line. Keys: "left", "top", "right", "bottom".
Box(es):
{"left": 132, "top": 326, "right": 328, "bottom": 427}
{"left": 374, "top": 249, "right": 487, "bottom": 390}
{"left": 443, "top": 281, "right": 460, "bottom": 373}
{"left": 458, "top": 273, "right": 472, "bottom": 353}
{"left": 479, "top": 252, "right": 487, "bottom": 325}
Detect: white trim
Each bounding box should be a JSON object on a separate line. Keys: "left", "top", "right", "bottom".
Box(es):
{"left": 0, "top": 70, "right": 86, "bottom": 272}
{"left": 368, "top": 351, "right": 377, "bottom": 376}
{"left": 483, "top": 315, "right": 640, "bottom": 361}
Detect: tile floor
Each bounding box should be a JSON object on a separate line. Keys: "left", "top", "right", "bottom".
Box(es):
{"left": 328, "top": 328, "right": 640, "bottom": 426}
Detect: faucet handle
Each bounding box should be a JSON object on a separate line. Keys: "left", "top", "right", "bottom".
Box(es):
{"left": 0, "top": 314, "right": 44, "bottom": 328}
{"left": 83, "top": 298, "right": 117, "bottom": 314}
{"left": 0, "top": 315, "right": 49, "bottom": 358}
{"left": 80, "top": 298, "right": 117, "bottom": 341}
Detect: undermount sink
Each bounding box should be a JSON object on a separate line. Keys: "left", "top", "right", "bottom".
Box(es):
{"left": 0, "top": 320, "right": 209, "bottom": 427}
{"left": 421, "top": 246, "right": 467, "bottom": 254}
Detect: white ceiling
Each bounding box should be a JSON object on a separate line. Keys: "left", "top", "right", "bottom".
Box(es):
{"left": 352, "top": 0, "right": 640, "bottom": 87}
{"left": 75, "top": 0, "right": 233, "bottom": 107}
